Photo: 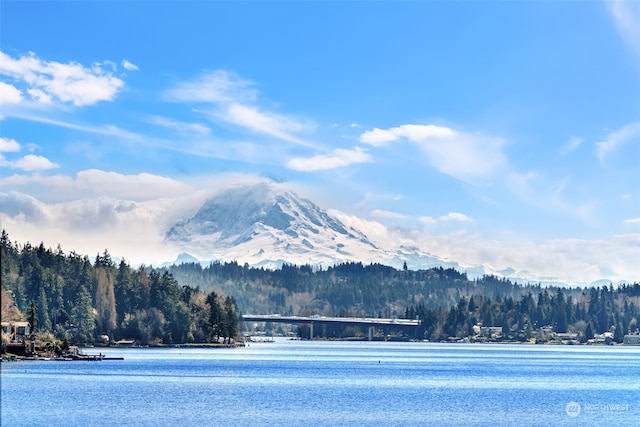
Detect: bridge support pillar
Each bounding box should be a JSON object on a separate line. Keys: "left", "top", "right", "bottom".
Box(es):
{"left": 368, "top": 326, "right": 374, "bottom": 341}
{"left": 309, "top": 322, "right": 313, "bottom": 340}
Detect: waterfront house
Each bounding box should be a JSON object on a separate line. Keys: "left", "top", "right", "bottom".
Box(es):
{"left": 623, "top": 333, "right": 640, "bottom": 345}
{"left": 479, "top": 326, "right": 503, "bottom": 338}
{"left": 1, "top": 321, "right": 30, "bottom": 342}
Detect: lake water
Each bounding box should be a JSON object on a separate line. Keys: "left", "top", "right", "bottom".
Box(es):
{"left": 2, "top": 340, "right": 639, "bottom": 426}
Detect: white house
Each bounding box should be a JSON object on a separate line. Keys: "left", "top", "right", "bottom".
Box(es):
{"left": 623, "top": 333, "right": 640, "bottom": 345}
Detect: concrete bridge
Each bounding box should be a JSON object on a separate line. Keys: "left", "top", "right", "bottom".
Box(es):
{"left": 242, "top": 314, "right": 420, "bottom": 341}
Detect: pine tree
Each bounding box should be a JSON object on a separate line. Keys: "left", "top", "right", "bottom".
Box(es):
{"left": 28, "top": 300, "right": 37, "bottom": 338}
{"left": 206, "top": 291, "right": 222, "bottom": 343}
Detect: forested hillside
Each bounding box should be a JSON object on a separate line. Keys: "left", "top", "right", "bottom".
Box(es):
{"left": 2, "top": 230, "right": 639, "bottom": 344}
{"left": 167, "top": 259, "right": 640, "bottom": 342}
{"left": 410, "top": 284, "right": 640, "bottom": 342}
{"left": 1, "top": 231, "right": 239, "bottom": 345}
{"left": 168, "top": 260, "right": 542, "bottom": 317}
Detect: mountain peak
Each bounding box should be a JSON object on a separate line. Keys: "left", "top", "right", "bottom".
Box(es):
{"left": 165, "top": 181, "right": 378, "bottom": 267}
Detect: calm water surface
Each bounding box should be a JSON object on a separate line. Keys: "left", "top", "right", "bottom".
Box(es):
{"left": 2, "top": 340, "right": 639, "bottom": 426}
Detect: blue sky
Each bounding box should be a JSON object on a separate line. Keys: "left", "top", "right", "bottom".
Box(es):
{"left": 1, "top": 1, "right": 639, "bottom": 284}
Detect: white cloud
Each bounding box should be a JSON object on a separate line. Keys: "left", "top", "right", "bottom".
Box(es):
{"left": 9, "top": 154, "right": 59, "bottom": 171}
{"left": 439, "top": 212, "right": 473, "bottom": 222}
{"left": 0, "top": 50, "right": 125, "bottom": 107}
{"left": 122, "top": 60, "right": 139, "bottom": 71}
{"left": 75, "top": 169, "right": 194, "bottom": 200}
{"left": 329, "top": 209, "right": 391, "bottom": 241}
{"left": 287, "top": 147, "right": 372, "bottom": 171}
{"left": 360, "top": 124, "right": 506, "bottom": 183}
{"left": 26, "top": 87, "right": 52, "bottom": 103}
{"left": 1, "top": 172, "right": 75, "bottom": 189}
{"left": 406, "top": 230, "right": 640, "bottom": 285}
{"left": 336, "top": 209, "right": 640, "bottom": 284}
{"left": 0, "top": 81, "right": 23, "bottom": 105}
{"left": 360, "top": 124, "right": 456, "bottom": 147}
{"left": 596, "top": 121, "right": 640, "bottom": 162}
{"left": 0, "top": 169, "right": 195, "bottom": 202}
{"left": 624, "top": 217, "right": 640, "bottom": 224}
{"left": 359, "top": 127, "right": 402, "bottom": 146}
{"left": 419, "top": 216, "right": 437, "bottom": 224}
{"left": 0, "top": 191, "right": 199, "bottom": 265}
{"left": 0, "top": 137, "right": 21, "bottom": 152}
{"left": 370, "top": 209, "right": 406, "bottom": 219}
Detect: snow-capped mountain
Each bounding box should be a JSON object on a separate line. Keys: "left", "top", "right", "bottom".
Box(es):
{"left": 166, "top": 181, "right": 385, "bottom": 268}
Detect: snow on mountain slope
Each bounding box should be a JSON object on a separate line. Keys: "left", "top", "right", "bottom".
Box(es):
{"left": 165, "top": 181, "right": 393, "bottom": 268}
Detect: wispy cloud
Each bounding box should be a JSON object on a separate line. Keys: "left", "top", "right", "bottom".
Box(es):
{"left": 596, "top": 121, "right": 640, "bottom": 162}
{"left": 559, "top": 136, "right": 583, "bottom": 156}
{"left": 166, "top": 70, "right": 257, "bottom": 104}
{"left": 624, "top": 217, "right": 640, "bottom": 224}
{"left": 219, "top": 103, "right": 315, "bottom": 147}
{"left": 360, "top": 123, "right": 506, "bottom": 184}
{"left": 608, "top": 0, "right": 640, "bottom": 58}
{"left": 370, "top": 209, "right": 406, "bottom": 219}
{"left": 149, "top": 116, "right": 210, "bottom": 136}
{"left": 167, "top": 70, "right": 317, "bottom": 148}
{"left": 287, "top": 147, "right": 372, "bottom": 171}
{"left": 507, "top": 171, "right": 598, "bottom": 225}
{"left": 7, "top": 113, "right": 143, "bottom": 140}
{"left": 418, "top": 213, "right": 473, "bottom": 224}
{"left": 0, "top": 50, "right": 125, "bottom": 107}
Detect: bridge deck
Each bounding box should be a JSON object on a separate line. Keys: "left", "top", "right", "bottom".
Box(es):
{"left": 242, "top": 314, "right": 419, "bottom": 327}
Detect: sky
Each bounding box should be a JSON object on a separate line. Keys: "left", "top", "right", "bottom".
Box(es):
{"left": 1, "top": 1, "right": 639, "bottom": 285}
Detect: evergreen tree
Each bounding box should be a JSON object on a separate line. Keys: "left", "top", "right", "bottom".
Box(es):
{"left": 614, "top": 321, "right": 625, "bottom": 343}
{"left": 222, "top": 296, "right": 239, "bottom": 343}
{"left": 206, "top": 291, "right": 222, "bottom": 342}
{"left": 28, "top": 300, "right": 37, "bottom": 337}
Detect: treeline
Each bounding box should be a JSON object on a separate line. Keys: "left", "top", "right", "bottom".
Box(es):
{"left": 410, "top": 285, "right": 640, "bottom": 343}
{"left": 0, "top": 231, "right": 240, "bottom": 345}
{"left": 167, "top": 260, "right": 578, "bottom": 318}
